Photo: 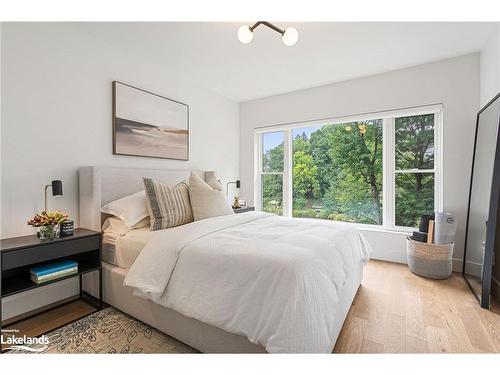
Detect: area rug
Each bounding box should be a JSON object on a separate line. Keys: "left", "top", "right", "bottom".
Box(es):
{"left": 9, "top": 307, "right": 198, "bottom": 354}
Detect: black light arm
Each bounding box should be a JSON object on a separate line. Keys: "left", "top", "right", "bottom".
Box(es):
{"left": 250, "top": 21, "right": 285, "bottom": 35}
{"left": 44, "top": 180, "right": 63, "bottom": 212}
{"left": 226, "top": 180, "right": 241, "bottom": 196}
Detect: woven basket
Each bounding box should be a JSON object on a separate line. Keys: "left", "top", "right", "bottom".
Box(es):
{"left": 406, "top": 237, "right": 453, "bottom": 279}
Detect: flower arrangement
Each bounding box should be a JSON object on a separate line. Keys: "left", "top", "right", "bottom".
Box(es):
{"left": 28, "top": 211, "right": 68, "bottom": 240}
{"left": 27, "top": 211, "right": 68, "bottom": 227}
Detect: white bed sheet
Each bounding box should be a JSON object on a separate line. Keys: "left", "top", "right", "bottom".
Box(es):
{"left": 102, "top": 227, "right": 153, "bottom": 269}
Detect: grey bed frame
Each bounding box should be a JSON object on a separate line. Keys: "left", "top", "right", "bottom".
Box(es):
{"left": 78, "top": 166, "right": 362, "bottom": 353}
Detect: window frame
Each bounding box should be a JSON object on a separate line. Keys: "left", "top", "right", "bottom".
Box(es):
{"left": 255, "top": 131, "right": 290, "bottom": 216}
{"left": 254, "top": 104, "right": 443, "bottom": 231}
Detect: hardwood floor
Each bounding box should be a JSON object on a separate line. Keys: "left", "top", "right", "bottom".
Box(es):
{"left": 333, "top": 260, "right": 500, "bottom": 353}
{"left": 3, "top": 260, "right": 499, "bottom": 354}
{"left": 1, "top": 298, "right": 98, "bottom": 352}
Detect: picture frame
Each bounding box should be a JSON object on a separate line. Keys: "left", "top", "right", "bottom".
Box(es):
{"left": 112, "top": 81, "right": 189, "bottom": 161}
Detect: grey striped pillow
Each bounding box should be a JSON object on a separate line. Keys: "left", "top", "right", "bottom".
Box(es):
{"left": 143, "top": 177, "right": 194, "bottom": 231}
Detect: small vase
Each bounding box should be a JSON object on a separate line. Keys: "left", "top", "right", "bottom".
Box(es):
{"left": 38, "top": 224, "right": 60, "bottom": 240}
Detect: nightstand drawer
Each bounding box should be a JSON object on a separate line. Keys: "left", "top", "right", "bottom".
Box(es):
{"left": 1, "top": 236, "right": 100, "bottom": 271}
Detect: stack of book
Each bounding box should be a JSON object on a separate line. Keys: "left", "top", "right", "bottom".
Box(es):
{"left": 30, "top": 260, "right": 78, "bottom": 284}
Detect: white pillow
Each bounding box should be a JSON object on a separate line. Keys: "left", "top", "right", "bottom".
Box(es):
{"left": 189, "top": 173, "right": 234, "bottom": 221}
{"left": 102, "top": 216, "right": 150, "bottom": 236}
{"left": 101, "top": 191, "right": 149, "bottom": 228}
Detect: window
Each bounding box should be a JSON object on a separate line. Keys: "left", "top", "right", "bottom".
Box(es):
{"left": 260, "top": 132, "right": 284, "bottom": 215}
{"left": 292, "top": 120, "right": 383, "bottom": 224}
{"left": 255, "top": 106, "right": 442, "bottom": 230}
{"left": 394, "top": 114, "right": 436, "bottom": 227}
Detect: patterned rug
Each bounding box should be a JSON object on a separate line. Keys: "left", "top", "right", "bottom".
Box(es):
{"left": 9, "top": 307, "right": 199, "bottom": 354}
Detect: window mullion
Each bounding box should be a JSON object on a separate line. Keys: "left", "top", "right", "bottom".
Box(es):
{"left": 383, "top": 117, "right": 395, "bottom": 228}
{"left": 254, "top": 132, "right": 262, "bottom": 210}
{"left": 435, "top": 111, "right": 444, "bottom": 212}
{"left": 394, "top": 169, "right": 435, "bottom": 174}
{"left": 283, "top": 129, "right": 293, "bottom": 217}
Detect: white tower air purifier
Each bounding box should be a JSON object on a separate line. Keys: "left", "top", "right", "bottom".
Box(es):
{"left": 434, "top": 212, "right": 457, "bottom": 244}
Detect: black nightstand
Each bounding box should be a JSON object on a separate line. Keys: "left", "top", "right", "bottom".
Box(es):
{"left": 0, "top": 228, "right": 102, "bottom": 350}
{"left": 233, "top": 206, "right": 255, "bottom": 214}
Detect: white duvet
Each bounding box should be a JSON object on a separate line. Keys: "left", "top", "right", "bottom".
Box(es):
{"left": 124, "top": 212, "right": 372, "bottom": 353}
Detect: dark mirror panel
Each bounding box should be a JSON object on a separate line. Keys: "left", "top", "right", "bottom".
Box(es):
{"left": 464, "top": 93, "right": 500, "bottom": 308}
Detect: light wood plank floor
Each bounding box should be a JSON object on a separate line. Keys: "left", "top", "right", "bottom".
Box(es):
{"left": 333, "top": 260, "right": 500, "bottom": 353}
{"left": 1, "top": 298, "right": 97, "bottom": 352}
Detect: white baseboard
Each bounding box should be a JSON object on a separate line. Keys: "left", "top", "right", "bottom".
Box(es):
{"left": 454, "top": 258, "right": 483, "bottom": 277}
{"left": 360, "top": 228, "right": 408, "bottom": 264}
{"left": 361, "top": 226, "right": 469, "bottom": 275}
{"left": 452, "top": 258, "right": 463, "bottom": 273}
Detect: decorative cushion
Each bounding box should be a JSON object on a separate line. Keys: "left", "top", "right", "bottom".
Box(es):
{"left": 101, "top": 190, "right": 149, "bottom": 228}
{"left": 143, "top": 177, "right": 194, "bottom": 231}
{"left": 189, "top": 173, "right": 234, "bottom": 221}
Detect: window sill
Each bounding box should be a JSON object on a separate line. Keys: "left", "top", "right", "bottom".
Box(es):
{"left": 355, "top": 224, "right": 414, "bottom": 236}
{"left": 287, "top": 215, "right": 416, "bottom": 235}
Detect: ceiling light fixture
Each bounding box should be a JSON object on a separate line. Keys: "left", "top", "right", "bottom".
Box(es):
{"left": 237, "top": 21, "right": 299, "bottom": 46}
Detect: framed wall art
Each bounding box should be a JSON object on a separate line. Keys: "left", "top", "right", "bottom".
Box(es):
{"left": 112, "top": 81, "right": 189, "bottom": 160}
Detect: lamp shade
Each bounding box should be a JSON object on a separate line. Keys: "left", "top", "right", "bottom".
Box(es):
{"left": 282, "top": 27, "right": 299, "bottom": 46}
{"left": 51, "top": 180, "right": 63, "bottom": 196}
{"left": 238, "top": 25, "right": 254, "bottom": 44}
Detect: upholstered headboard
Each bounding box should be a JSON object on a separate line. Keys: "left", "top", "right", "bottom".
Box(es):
{"left": 78, "top": 166, "right": 215, "bottom": 231}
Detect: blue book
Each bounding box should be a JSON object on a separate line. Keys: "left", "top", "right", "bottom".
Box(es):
{"left": 31, "top": 260, "right": 78, "bottom": 277}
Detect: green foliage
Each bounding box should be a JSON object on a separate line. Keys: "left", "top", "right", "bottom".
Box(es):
{"left": 292, "top": 150, "right": 319, "bottom": 207}
{"left": 263, "top": 142, "right": 283, "bottom": 172}
{"left": 262, "top": 116, "right": 435, "bottom": 227}
{"left": 298, "top": 121, "right": 383, "bottom": 224}
{"left": 262, "top": 170, "right": 283, "bottom": 215}
{"left": 395, "top": 114, "right": 434, "bottom": 170}
{"left": 395, "top": 173, "right": 434, "bottom": 227}
{"left": 262, "top": 138, "right": 284, "bottom": 214}
{"left": 394, "top": 114, "right": 435, "bottom": 226}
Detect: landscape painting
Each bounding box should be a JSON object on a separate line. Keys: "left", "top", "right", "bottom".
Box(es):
{"left": 113, "top": 81, "right": 189, "bottom": 160}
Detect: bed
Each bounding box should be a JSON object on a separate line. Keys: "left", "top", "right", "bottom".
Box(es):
{"left": 79, "top": 166, "right": 371, "bottom": 353}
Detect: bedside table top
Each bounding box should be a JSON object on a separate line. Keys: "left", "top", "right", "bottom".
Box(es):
{"left": 0, "top": 228, "right": 101, "bottom": 253}
{"left": 233, "top": 206, "right": 255, "bottom": 213}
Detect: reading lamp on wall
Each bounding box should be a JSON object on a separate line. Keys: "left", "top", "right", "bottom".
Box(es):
{"left": 44, "top": 180, "right": 63, "bottom": 212}
{"left": 226, "top": 180, "right": 240, "bottom": 196}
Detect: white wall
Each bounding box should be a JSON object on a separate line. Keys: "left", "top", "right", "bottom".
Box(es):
{"left": 480, "top": 25, "right": 500, "bottom": 107}
{"left": 0, "top": 23, "right": 2, "bottom": 239}
{"left": 1, "top": 23, "right": 239, "bottom": 319}
{"left": 1, "top": 23, "right": 239, "bottom": 238}
{"left": 239, "top": 54, "right": 479, "bottom": 266}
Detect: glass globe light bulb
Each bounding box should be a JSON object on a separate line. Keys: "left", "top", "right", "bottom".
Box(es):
{"left": 282, "top": 27, "right": 299, "bottom": 46}
{"left": 238, "top": 25, "right": 254, "bottom": 44}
